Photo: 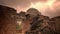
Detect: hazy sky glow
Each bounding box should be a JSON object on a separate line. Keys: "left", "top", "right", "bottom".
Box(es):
{"left": 0, "top": 0, "right": 60, "bottom": 18}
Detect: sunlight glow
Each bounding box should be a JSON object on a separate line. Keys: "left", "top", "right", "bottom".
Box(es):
{"left": 27, "top": 0, "right": 56, "bottom": 11}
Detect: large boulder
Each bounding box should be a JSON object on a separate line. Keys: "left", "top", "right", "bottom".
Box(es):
{"left": 0, "top": 5, "right": 17, "bottom": 34}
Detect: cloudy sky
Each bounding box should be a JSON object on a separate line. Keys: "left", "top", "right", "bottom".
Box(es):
{"left": 0, "top": 0, "right": 60, "bottom": 18}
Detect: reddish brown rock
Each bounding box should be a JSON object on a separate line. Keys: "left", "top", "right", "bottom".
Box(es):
{"left": 0, "top": 5, "right": 17, "bottom": 34}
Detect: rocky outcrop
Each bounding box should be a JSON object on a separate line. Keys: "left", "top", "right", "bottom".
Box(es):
{"left": 50, "top": 16, "right": 60, "bottom": 34}
{"left": 0, "top": 5, "right": 17, "bottom": 34}
{"left": 18, "top": 8, "right": 60, "bottom": 34}
{"left": 14, "top": 8, "right": 60, "bottom": 34}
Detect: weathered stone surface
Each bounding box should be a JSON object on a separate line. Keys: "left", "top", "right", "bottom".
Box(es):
{"left": 21, "top": 8, "right": 60, "bottom": 34}
{"left": 0, "top": 5, "right": 17, "bottom": 34}
{"left": 50, "top": 16, "right": 60, "bottom": 34}
{"left": 16, "top": 8, "right": 60, "bottom": 34}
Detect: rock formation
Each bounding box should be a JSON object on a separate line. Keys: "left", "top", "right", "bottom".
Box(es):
{"left": 0, "top": 5, "right": 17, "bottom": 34}
{"left": 18, "top": 8, "right": 60, "bottom": 34}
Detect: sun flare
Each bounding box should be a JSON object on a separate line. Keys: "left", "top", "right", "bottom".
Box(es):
{"left": 26, "top": 0, "right": 56, "bottom": 11}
